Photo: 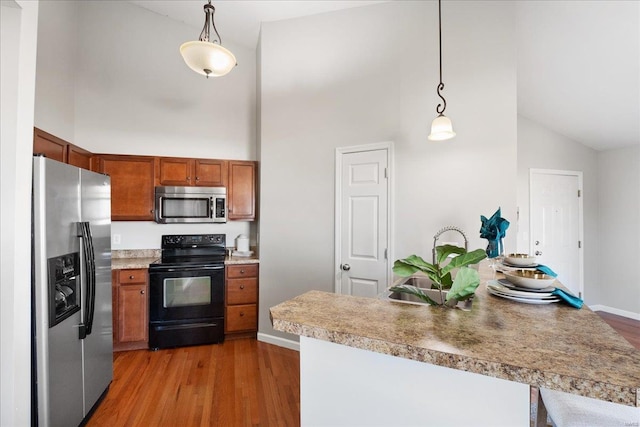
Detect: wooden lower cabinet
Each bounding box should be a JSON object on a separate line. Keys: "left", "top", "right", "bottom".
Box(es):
{"left": 225, "top": 263, "right": 259, "bottom": 338}
{"left": 113, "top": 268, "right": 149, "bottom": 351}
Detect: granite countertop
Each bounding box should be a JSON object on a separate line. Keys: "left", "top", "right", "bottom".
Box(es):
{"left": 270, "top": 264, "right": 640, "bottom": 407}
{"left": 111, "top": 249, "right": 259, "bottom": 269}
{"left": 111, "top": 250, "right": 160, "bottom": 270}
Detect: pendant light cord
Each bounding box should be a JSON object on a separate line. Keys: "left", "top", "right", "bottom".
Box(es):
{"left": 436, "top": 0, "right": 447, "bottom": 115}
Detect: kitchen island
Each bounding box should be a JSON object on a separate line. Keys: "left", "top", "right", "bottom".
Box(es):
{"left": 270, "top": 265, "right": 640, "bottom": 426}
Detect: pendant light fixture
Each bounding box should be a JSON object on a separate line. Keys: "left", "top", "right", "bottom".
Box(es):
{"left": 428, "top": 0, "right": 456, "bottom": 141}
{"left": 180, "top": 0, "right": 236, "bottom": 78}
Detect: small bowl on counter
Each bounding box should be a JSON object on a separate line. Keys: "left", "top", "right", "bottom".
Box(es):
{"left": 504, "top": 253, "right": 537, "bottom": 267}
{"left": 503, "top": 269, "right": 555, "bottom": 289}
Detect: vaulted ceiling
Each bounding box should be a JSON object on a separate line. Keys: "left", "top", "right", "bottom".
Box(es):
{"left": 130, "top": 0, "right": 639, "bottom": 152}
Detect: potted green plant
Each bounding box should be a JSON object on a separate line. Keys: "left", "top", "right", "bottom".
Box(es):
{"left": 390, "top": 245, "right": 487, "bottom": 307}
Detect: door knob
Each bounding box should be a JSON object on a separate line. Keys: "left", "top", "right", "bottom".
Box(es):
{"left": 341, "top": 264, "right": 351, "bottom": 271}
{"left": 535, "top": 240, "right": 540, "bottom": 245}
{"left": 535, "top": 251, "right": 542, "bottom": 256}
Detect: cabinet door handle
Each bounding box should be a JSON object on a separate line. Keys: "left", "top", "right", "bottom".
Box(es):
{"left": 196, "top": 176, "right": 200, "bottom": 181}
{"left": 239, "top": 285, "right": 245, "bottom": 290}
{"left": 140, "top": 290, "right": 145, "bottom": 295}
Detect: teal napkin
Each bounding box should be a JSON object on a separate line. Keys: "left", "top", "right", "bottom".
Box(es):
{"left": 551, "top": 288, "right": 583, "bottom": 309}
{"left": 536, "top": 264, "right": 557, "bottom": 277}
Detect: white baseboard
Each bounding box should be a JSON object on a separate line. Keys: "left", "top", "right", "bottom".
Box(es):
{"left": 257, "top": 332, "right": 300, "bottom": 352}
{"left": 589, "top": 305, "right": 640, "bottom": 321}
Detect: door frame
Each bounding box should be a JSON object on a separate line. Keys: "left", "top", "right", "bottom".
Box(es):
{"left": 334, "top": 142, "right": 394, "bottom": 294}
{"left": 529, "top": 168, "right": 584, "bottom": 297}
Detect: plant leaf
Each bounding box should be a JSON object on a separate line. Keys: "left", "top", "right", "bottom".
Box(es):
{"left": 438, "top": 272, "right": 453, "bottom": 289}
{"left": 393, "top": 255, "right": 437, "bottom": 277}
{"left": 441, "top": 249, "right": 487, "bottom": 276}
{"left": 435, "top": 244, "right": 466, "bottom": 264}
{"left": 392, "top": 260, "right": 420, "bottom": 277}
{"left": 388, "top": 285, "right": 438, "bottom": 305}
{"left": 446, "top": 267, "right": 480, "bottom": 302}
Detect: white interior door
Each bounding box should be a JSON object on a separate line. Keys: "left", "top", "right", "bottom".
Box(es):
{"left": 530, "top": 169, "right": 583, "bottom": 297}
{"left": 335, "top": 144, "right": 391, "bottom": 297}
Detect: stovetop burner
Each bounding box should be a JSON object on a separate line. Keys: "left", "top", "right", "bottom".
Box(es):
{"left": 149, "top": 234, "right": 226, "bottom": 271}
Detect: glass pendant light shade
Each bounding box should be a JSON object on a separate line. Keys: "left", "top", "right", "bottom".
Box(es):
{"left": 180, "top": 41, "right": 236, "bottom": 77}
{"left": 428, "top": 114, "right": 456, "bottom": 141}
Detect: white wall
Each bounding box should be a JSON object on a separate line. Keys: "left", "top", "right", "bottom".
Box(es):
{"left": 33, "top": 1, "right": 259, "bottom": 250}
{"left": 0, "top": 1, "right": 39, "bottom": 424}
{"left": 597, "top": 146, "right": 640, "bottom": 315}
{"left": 74, "top": 1, "right": 256, "bottom": 161}
{"left": 259, "top": 1, "right": 517, "bottom": 342}
{"left": 33, "top": 0, "right": 77, "bottom": 142}
{"left": 516, "top": 115, "right": 600, "bottom": 304}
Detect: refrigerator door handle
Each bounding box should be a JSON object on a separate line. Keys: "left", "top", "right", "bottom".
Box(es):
{"left": 77, "top": 221, "right": 97, "bottom": 339}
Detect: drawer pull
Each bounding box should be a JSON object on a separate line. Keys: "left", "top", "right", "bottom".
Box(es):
{"left": 129, "top": 275, "right": 134, "bottom": 279}
{"left": 240, "top": 269, "right": 245, "bottom": 274}
{"left": 240, "top": 312, "right": 245, "bottom": 317}
{"left": 140, "top": 290, "right": 145, "bottom": 295}
{"left": 240, "top": 285, "right": 245, "bottom": 290}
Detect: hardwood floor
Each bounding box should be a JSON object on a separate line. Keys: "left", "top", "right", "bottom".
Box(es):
{"left": 87, "top": 339, "right": 300, "bottom": 427}
{"left": 596, "top": 311, "right": 640, "bottom": 349}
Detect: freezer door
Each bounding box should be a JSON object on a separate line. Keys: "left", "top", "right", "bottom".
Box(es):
{"left": 32, "top": 157, "right": 84, "bottom": 427}
{"left": 80, "top": 168, "right": 113, "bottom": 415}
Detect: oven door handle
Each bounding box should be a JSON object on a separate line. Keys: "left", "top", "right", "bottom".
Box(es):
{"left": 163, "top": 265, "right": 225, "bottom": 272}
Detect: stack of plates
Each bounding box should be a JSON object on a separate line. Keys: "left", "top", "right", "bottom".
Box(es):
{"left": 487, "top": 279, "right": 559, "bottom": 305}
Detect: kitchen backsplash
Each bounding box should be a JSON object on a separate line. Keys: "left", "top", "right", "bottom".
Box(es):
{"left": 110, "top": 221, "right": 257, "bottom": 250}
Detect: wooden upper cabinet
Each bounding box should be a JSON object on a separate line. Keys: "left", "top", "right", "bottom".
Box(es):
{"left": 194, "top": 159, "right": 227, "bottom": 186}
{"left": 33, "top": 128, "right": 68, "bottom": 163}
{"left": 159, "top": 157, "right": 192, "bottom": 186}
{"left": 33, "top": 128, "right": 94, "bottom": 171}
{"left": 67, "top": 144, "right": 93, "bottom": 170}
{"left": 228, "top": 160, "right": 256, "bottom": 221}
{"left": 159, "top": 157, "right": 227, "bottom": 187}
{"left": 95, "top": 155, "right": 157, "bottom": 221}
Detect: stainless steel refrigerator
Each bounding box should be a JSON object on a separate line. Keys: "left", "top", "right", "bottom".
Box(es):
{"left": 32, "top": 156, "right": 113, "bottom": 427}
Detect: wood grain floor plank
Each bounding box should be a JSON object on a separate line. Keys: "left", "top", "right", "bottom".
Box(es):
{"left": 87, "top": 339, "right": 300, "bottom": 427}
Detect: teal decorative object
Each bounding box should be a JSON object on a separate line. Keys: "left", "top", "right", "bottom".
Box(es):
{"left": 480, "top": 207, "right": 510, "bottom": 258}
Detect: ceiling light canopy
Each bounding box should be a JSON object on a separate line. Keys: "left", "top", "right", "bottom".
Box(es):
{"left": 428, "top": 0, "right": 456, "bottom": 141}
{"left": 180, "top": 0, "right": 236, "bottom": 78}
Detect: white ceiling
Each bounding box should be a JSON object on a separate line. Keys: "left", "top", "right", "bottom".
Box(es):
{"left": 130, "top": 0, "right": 639, "bottom": 152}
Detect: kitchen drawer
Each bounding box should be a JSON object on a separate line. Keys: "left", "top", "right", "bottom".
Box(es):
{"left": 226, "top": 264, "right": 258, "bottom": 279}
{"left": 225, "top": 304, "right": 257, "bottom": 332}
{"left": 226, "top": 278, "right": 258, "bottom": 305}
{"left": 119, "top": 269, "right": 147, "bottom": 284}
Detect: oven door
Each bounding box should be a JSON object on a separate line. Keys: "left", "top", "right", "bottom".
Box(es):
{"left": 149, "top": 265, "right": 224, "bottom": 322}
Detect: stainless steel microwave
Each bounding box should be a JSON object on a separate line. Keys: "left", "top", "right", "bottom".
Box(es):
{"left": 154, "top": 186, "right": 226, "bottom": 223}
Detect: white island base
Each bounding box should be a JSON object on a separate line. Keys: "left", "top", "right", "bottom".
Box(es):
{"left": 300, "top": 336, "right": 530, "bottom": 426}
